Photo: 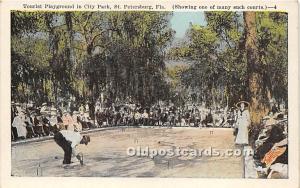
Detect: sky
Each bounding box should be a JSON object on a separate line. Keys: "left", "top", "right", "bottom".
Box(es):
{"left": 170, "top": 12, "right": 207, "bottom": 39}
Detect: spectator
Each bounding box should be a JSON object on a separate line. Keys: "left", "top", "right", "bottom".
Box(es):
{"left": 40, "top": 103, "right": 48, "bottom": 114}
{"left": 12, "top": 111, "right": 27, "bottom": 139}
{"left": 62, "top": 111, "right": 74, "bottom": 131}
{"left": 235, "top": 101, "right": 251, "bottom": 145}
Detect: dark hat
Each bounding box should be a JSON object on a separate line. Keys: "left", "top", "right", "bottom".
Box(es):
{"left": 82, "top": 135, "right": 90, "bottom": 145}
{"left": 30, "top": 112, "right": 38, "bottom": 116}
{"left": 274, "top": 112, "right": 285, "bottom": 120}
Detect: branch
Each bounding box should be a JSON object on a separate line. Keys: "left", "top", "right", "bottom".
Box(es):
{"left": 73, "top": 45, "right": 86, "bottom": 51}
{"left": 90, "top": 30, "right": 106, "bottom": 45}
{"left": 83, "top": 12, "right": 94, "bottom": 32}
{"left": 93, "top": 41, "right": 112, "bottom": 50}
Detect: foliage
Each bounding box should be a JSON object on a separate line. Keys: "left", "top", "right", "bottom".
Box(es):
{"left": 11, "top": 11, "right": 175, "bottom": 106}
{"left": 167, "top": 12, "right": 287, "bottom": 108}
{"left": 11, "top": 11, "right": 287, "bottom": 111}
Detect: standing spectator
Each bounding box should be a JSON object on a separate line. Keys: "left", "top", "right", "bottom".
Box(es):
{"left": 15, "top": 102, "right": 22, "bottom": 114}
{"left": 12, "top": 111, "right": 27, "bottom": 139}
{"left": 235, "top": 101, "right": 251, "bottom": 145}
{"left": 11, "top": 102, "right": 18, "bottom": 140}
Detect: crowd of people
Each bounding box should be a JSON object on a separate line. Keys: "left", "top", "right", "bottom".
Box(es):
{"left": 251, "top": 107, "right": 288, "bottom": 178}
{"left": 11, "top": 99, "right": 240, "bottom": 141}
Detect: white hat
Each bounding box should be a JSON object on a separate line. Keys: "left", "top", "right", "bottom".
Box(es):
{"left": 235, "top": 101, "right": 250, "bottom": 108}
{"left": 73, "top": 111, "right": 80, "bottom": 115}
{"left": 265, "top": 118, "right": 277, "bottom": 126}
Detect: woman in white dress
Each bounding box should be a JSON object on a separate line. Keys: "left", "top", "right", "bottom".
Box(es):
{"left": 235, "top": 101, "right": 251, "bottom": 145}
{"left": 12, "top": 111, "right": 27, "bottom": 139}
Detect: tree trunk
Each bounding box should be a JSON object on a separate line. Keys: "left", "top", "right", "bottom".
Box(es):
{"left": 65, "top": 12, "right": 75, "bottom": 61}
{"left": 244, "top": 12, "right": 269, "bottom": 125}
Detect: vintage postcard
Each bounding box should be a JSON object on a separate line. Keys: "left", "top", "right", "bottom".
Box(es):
{"left": 0, "top": 0, "right": 299, "bottom": 187}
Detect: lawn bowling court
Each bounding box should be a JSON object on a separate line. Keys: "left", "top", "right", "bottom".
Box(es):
{"left": 11, "top": 127, "right": 243, "bottom": 177}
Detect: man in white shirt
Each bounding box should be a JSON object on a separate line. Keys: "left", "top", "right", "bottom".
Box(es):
{"left": 141, "top": 109, "right": 149, "bottom": 126}
{"left": 40, "top": 103, "right": 48, "bottom": 115}
{"left": 54, "top": 130, "right": 90, "bottom": 165}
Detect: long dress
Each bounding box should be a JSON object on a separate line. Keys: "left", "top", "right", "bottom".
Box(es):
{"left": 12, "top": 115, "right": 27, "bottom": 138}
{"left": 235, "top": 109, "right": 251, "bottom": 145}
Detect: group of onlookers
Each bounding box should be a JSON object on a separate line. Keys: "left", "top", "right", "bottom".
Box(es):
{"left": 11, "top": 101, "right": 95, "bottom": 141}
{"left": 11, "top": 100, "right": 239, "bottom": 141}
{"left": 250, "top": 103, "right": 288, "bottom": 178}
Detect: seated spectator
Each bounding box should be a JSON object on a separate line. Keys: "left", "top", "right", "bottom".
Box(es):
{"left": 141, "top": 109, "right": 149, "bottom": 126}
{"left": 24, "top": 111, "right": 37, "bottom": 138}
{"left": 72, "top": 111, "right": 82, "bottom": 132}
{"left": 40, "top": 103, "right": 48, "bottom": 114}
{"left": 62, "top": 111, "right": 74, "bottom": 131}
{"left": 48, "top": 109, "right": 59, "bottom": 134}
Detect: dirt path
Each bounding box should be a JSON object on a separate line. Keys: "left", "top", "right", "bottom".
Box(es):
{"left": 11, "top": 127, "right": 243, "bottom": 177}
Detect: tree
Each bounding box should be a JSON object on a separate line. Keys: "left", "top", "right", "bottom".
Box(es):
{"left": 244, "top": 12, "right": 269, "bottom": 125}
{"left": 11, "top": 11, "right": 175, "bottom": 107}
{"left": 167, "top": 12, "right": 287, "bottom": 122}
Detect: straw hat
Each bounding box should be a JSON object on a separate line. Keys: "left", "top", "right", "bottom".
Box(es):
{"left": 235, "top": 101, "right": 250, "bottom": 108}
{"left": 42, "top": 103, "right": 47, "bottom": 106}
{"left": 73, "top": 111, "right": 80, "bottom": 115}
{"left": 262, "top": 115, "right": 271, "bottom": 120}
{"left": 265, "top": 118, "right": 277, "bottom": 126}
{"left": 19, "top": 110, "right": 26, "bottom": 115}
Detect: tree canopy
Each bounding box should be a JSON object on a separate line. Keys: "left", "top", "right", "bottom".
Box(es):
{"left": 11, "top": 11, "right": 288, "bottom": 124}
{"left": 167, "top": 12, "right": 287, "bottom": 122}
{"left": 11, "top": 11, "right": 175, "bottom": 107}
